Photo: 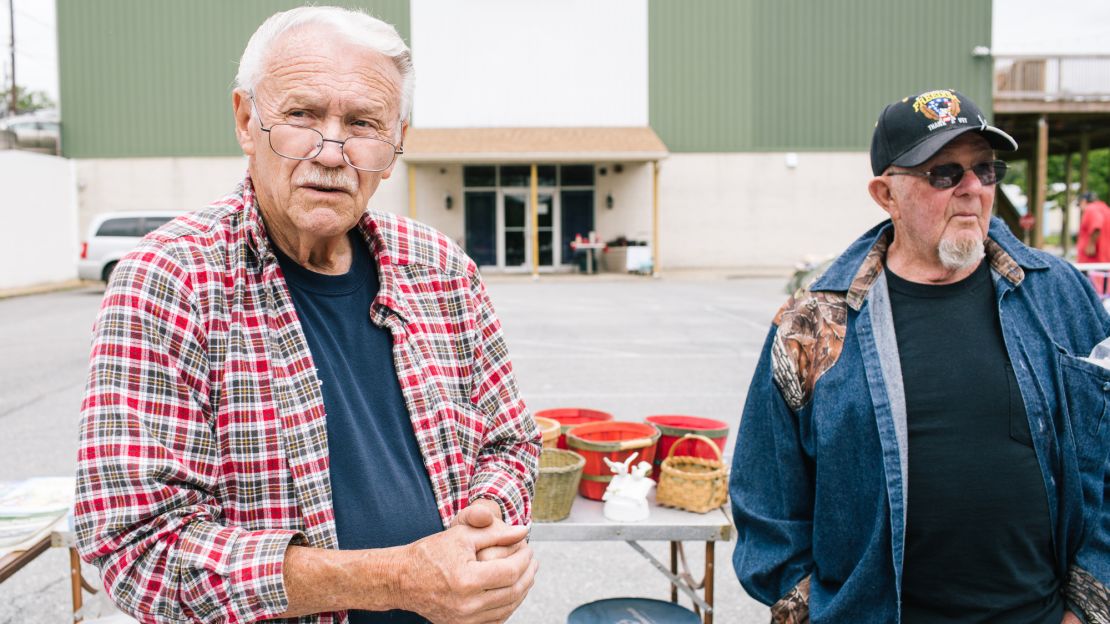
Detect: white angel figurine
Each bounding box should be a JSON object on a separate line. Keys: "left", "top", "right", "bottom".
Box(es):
{"left": 602, "top": 452, "right": 656, "bottom": 522}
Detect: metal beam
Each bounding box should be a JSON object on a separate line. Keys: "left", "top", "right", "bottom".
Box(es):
{"left": 652, "top": 160, "right": 660, "bottom": 278}
{"left": 530, "top": 164, "right": 539, "bottom": 279}
{"left": 994, "top": 100, "right": 1110, "bottom": 115}
{"left": 625, "top": 540, "right": 711, "bottom": 614}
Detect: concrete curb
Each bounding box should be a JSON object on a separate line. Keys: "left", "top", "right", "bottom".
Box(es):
{"left": 0, "top": 270, "right": 793, "bottom": 298}
{"left": 482, "top": 267, "right": 793, "bottom": 283}
{"left": 0, "top": 279, "right": 92, "bottom": 300}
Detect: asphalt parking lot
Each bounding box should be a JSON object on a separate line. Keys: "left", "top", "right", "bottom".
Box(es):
{"left": 0, "top": 272, "right": 788, "bottom": 623}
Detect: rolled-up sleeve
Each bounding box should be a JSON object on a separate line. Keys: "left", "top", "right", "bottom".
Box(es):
{"left": 464, "top": 270, "right": 540, "bottom": 526}
{"left": 75, "top": 246, "right": 303, "bottom": 624}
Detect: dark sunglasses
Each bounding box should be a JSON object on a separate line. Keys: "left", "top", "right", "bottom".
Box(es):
{"left": 886, "top": 160, "right": 1008, "bottom": 190}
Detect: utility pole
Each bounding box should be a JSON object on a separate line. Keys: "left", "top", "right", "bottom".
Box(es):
{"left": 8, "top": 0, "right": 15, "bottom": 116}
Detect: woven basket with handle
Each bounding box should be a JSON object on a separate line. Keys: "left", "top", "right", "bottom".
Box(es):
{"left": 535, "top": 416, "right": 561, "bottom": 448}
{"left": 533, "top": 449, "right": 585, "bottom": 522}
{"left": 655, "top": 433, "right": 728, "bottom": 514}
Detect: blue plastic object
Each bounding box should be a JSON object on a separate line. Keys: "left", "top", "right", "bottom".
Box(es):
{"left": 567, "top": 597, "right": 701, "bottom": 624}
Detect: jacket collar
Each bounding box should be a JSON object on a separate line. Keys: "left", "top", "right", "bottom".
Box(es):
{"left": 241, "top": 174, "right": 413, "bottom": 323}
{"left": 811, "top": 216, "right": 1050, "bottom": 310}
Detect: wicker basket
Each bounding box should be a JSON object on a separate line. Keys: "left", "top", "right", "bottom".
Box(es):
{"left": 656, "top": 434, "right": 728, "bottom": 513}
{"left": 533, "top": 449, "right": 585, "bottom": 522}
{"left": 535, "top": 416, "right": 561, "bottom": 448}
{"left": 565, "top": 421, "right": 661, "bottom": 500}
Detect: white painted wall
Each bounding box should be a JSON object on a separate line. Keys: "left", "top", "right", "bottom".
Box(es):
{"left": 396, "top": 155, "right": 883, "bottom": 272}
{"left": 368, "top": 160, "right": 411, "bottom": 217}
{"left": 596, "top": 163, "right": 654, "bottom": 245}
{"left": 411, "top": 0, "right": 648, "bottom": 127}
{"left": 0, "top": 151, "right": 78, "bottom": 289}
{"left": 75, "top": 157, "right": 247, "bottom": 237}
{"left": 656, "top": 152, "right": 887, "bottom": 270}
{"left": 74, "top": 157, "right": 414, "bottom": 240}
{"left": 72, "top": 154, "right": 887, "bottom": 272}
{"left": 404, "top": 163, "right": 465, "bottom": 245}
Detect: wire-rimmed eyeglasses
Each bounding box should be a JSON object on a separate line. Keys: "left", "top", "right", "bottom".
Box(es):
{"left": 249, "top": 94, "right": 403, "bottom": 173}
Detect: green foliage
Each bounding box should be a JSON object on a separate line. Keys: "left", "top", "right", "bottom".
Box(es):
{"left": 0, "top": 85, "right": 56, "bottom": 115}
{"left": 1007, "top": 149, "right": 1110, "bottom": 205}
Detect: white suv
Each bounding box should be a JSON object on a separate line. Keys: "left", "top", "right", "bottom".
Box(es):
{"left": 78, "top": 212, "right": 184, "bottom": 282}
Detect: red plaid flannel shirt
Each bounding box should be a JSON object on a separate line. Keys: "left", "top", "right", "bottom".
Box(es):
{"left": 74, "top": 176, "right": 540, "bottom": 624}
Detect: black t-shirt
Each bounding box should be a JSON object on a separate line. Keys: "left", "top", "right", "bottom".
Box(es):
{"left": 887, "top": 260, "right": 1062, "bottom": 623}
{"left": 275, "top": 231, "right": 440, "bottom": 624}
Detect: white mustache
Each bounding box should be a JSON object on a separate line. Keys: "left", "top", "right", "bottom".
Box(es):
{"left": 295, "top": 167, "right": 358, "bottom": 193}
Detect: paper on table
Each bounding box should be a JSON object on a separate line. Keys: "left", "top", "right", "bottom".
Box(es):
{"left": 0, "top": 477, "right": 75, "bottom": 517}
{"left": 0, "top": 514, "right": 60, "bottom": 549}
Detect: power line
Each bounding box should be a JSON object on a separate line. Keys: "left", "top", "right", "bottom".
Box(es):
{"left": 14, "top": 8, "right": 50, "bottom": 30}
{"left": 15, "top": 47, "right": 53, "bottom": 62}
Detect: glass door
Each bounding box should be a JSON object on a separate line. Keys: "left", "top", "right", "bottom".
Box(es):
{"left": 464, "top": 191, "right": 497, "bottom": 267}
{"left": 500, "top": 191, "right": 556, "bottom": 269}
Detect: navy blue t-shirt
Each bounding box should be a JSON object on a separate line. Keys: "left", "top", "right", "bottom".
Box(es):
{"left": 275, "top": 230, "right": 442, "bottom": 623}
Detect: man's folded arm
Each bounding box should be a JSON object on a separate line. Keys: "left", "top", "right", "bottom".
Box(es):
{"left": 730, "top": 327, "right": 816, "bottom": 622}
{"left": 465, "top": 270, "right": 541, "bottom": 526}
{"left": 75, "top": 247, "right": 303, "bottom": 623}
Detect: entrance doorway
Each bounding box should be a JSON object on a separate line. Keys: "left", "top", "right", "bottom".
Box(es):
{"left": 463, "top": 165, "right": 595, "bottom": 272}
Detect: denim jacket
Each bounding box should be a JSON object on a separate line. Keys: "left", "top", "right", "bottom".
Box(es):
{"left": 730, "top": 217, "right": 1110, "bottom": 623}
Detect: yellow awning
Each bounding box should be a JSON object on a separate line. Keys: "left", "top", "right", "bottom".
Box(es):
{"left": 403, "top": 126, "right": 668, "bottom": 164}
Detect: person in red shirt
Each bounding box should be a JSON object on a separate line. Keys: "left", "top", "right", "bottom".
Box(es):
{"left": 1076, "top": 191, "right": 1109, "bottom": 263}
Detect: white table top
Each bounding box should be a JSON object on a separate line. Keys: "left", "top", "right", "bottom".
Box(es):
{"left": 44, "top": 501, "right": 734, "bottom": 545}
{"left": 529, "top": 492, "right": 732, "bottom": 542}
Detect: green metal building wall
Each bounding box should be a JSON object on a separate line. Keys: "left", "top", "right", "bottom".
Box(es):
{"left": 649, "top": 0, "right": 993, "bottom": 152}
{"left": 57, "top": 0, "right": 410, "bottom": 158}
{"left": 59, "top": 1, "right": 990, "bottom": 157}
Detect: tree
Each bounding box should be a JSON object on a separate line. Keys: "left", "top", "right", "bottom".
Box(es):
{"left": 1007, "top": 150, "right": 1110, "bottom": 204}
{"left": 0, "top": 85, "right": 56, "bottom": 115}
{"left": 1007, "top": 149, "right": 1110, "bottom": 249}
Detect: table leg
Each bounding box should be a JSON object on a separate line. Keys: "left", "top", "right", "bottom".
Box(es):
{"left": 670, "top": 541, "right": 678, "bottom": 603}
{"left": 0, "top": 535, "right": 50, "bottom": 584}
{"left": 704, "top": 542, "right": 716, "bottom": 624}
{"left": 69, "top": 548, "right": 83, "bottom": 623}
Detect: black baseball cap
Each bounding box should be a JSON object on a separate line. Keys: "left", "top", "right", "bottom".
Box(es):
{"left": 870, "top": 89, "right": 1017, "bottom": 176}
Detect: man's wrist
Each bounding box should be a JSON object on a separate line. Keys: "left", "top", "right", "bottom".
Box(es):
{"left": 278, "top": 544, "right": 410, "bottom": 616}
{"left": 353, "top": 545, "right": 408, "bottom": 612}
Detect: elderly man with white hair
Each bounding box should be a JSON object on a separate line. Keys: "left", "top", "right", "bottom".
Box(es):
{"left": 74, "top": 7, "right": 540, "bottom": 624}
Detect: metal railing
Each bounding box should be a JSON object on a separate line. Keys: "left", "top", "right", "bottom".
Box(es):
{"left": 995, "top": 54, "right": 1110, "bottom": 101}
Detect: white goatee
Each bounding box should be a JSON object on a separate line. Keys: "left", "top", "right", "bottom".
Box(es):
{"left": 937, "top": 237, "right": 985, "bottom": 271}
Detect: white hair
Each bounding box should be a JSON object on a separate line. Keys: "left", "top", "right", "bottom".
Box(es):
{"left": 236, "top": 6, "right": 414, "bottom": 124}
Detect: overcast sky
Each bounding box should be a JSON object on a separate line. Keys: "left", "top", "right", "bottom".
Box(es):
{"left": 3, "top": 0, "right": 55, "bottom": 100}
{"left": 993, "top": 0, "right": 1110, "bottom": 54}
{"left": 2, "top": 0, "right": 1109, "bottom": 102}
